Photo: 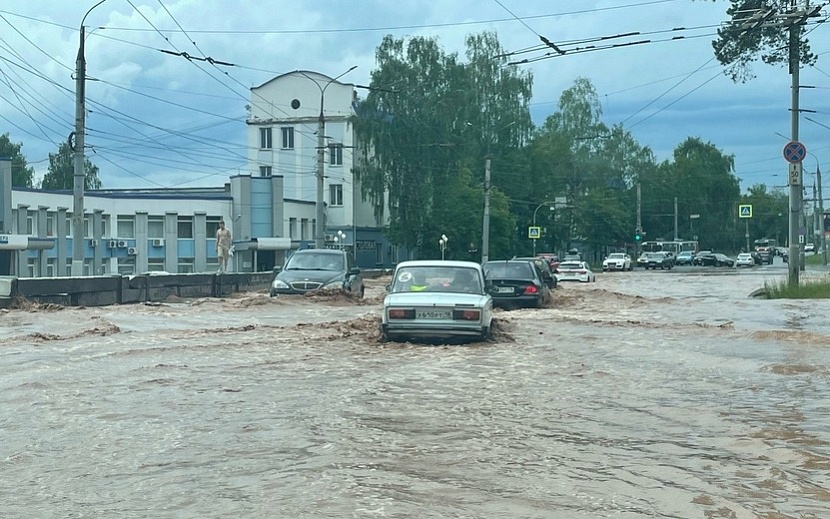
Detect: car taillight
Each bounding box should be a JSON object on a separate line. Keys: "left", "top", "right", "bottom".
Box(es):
{"left": 388, "top": 308, "right": 415, "bottom": 319}
{"left": 576, "top": 270, "right": 586, "bottom": 274}
{"left": 452, "top": 309, "right": 480, "bottom": 321}
{"left": 523, "top": 285, "right": 539, "bottom": 294}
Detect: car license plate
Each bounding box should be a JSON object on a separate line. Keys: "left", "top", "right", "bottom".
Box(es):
{"left": 416, "top": 310, "right": 451, "bottom": 319}
{"left": 496, "top": 286, "right": 514, "bottom": 293}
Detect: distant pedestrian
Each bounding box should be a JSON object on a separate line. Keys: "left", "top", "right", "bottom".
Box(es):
{"left": 216, "top": 220, "right": 232, "bottom": 272}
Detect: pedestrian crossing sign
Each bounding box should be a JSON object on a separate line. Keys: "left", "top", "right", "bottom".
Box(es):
{"left": 738, "top": 204, "right": 752, "bottom": 218}
{"left": 528, "top": 226, "right": 541, "bottom": 239}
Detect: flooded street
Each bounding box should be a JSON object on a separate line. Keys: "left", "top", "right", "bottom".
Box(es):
{"left": 1, "top": 265, "right": 829, "bottom": 518}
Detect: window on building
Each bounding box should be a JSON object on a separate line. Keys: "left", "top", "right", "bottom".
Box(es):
{"left": 177, "top": 258, "right": 194, "bottom": 274}
{"left": 300, "top": 218, "right": 308, "bottom": 241}
{"left": 148, "top": 216, "right": 164, "bottom": 239}
{"left": 281, "top": 127, "right": 294, "bottom": 149}
{"left": 47, "top": 258, "right": 56, "bottom": 277}
{"left": 26, "top": 214, "right": 34, "bottom": 235}
{"left": 289, "top": 218, "right": 297, "bottom": 240}
{"left": 147, "top": 258, "right": 165, "bottom": 272}
{"left": 117, "top": 257, "right": 136, "bottom": 275}
{"left": 328, "top": 143, "right": 343, "bottom": 165}
{"left": 178, "top": 216, "right": 194, "bottom": 238}
{"left": 329, "top": 184, "right": 344, "bottom": 207}
{"left": 117, "top": 216, "right": 135, "bottom": 239}
{"left": 260, "top": 127, "right": 273, "bottom": 149}
{"left": 259, "top": 165, "right": 272, "bottom": 177}
{"left": 206, "top": 216, "right": 222, "bottom": 239}
{"left": 47, "top": 214, "right": 55, "bottom": 237}
{"left": 375, "top": 242, "right": 383, "bottom": 265}
{"left": 83, "top": 215, "right": 91, "bottom": 238}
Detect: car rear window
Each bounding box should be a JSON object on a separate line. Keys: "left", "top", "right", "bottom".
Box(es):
{"left": 484, "top": 262, "right": 533, "bottom": 279}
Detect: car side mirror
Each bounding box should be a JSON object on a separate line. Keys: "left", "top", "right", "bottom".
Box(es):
{"left": 385, "top": 283, "right": 391, "bottom": 293}
{"left": 349, "top": 267, "right": 361, "bottom": 276}
{"left": 272, "top": 266, "right": 282, "bottom": 273}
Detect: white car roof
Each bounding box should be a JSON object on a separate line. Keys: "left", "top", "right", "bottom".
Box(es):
{"left": 394, "top": 259, "right": 483, "bottom": 271}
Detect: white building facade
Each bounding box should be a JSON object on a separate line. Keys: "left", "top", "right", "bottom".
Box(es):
{"left": 247, "top": 71, "right": 396, "bottom": 266}
{"left": 0, "top": 71, "right": 404, "bottom": 279}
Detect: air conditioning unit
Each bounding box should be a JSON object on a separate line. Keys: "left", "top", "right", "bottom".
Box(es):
{"left": 108, "top": 239, "right": 117, "bottom": 249}
{"left": 324, "top": 234, "right": 334, "bottom": 241}
{"left": 117, "top": 240, "right": 127, "bottom": 248}
{"left": 152, "top": 238, "right": 165, "bottom": 247}
{"left": 127, "top": 247, "right": 138, "bottom": 255}
{"left": 89, "top": 239, "right": 97, "bottom": 248}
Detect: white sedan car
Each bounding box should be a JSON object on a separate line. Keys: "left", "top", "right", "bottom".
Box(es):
{"left": 735, "top": 253, "right": 755, "bottom": 267}
{"left": 555, "top": 261, "right": 596, "bottom": 283}
{"left": 602, "top": 252, "right": 632, "bottom": 271}
{"left": 381, "top": 260, "right": 493, "bottom": 343}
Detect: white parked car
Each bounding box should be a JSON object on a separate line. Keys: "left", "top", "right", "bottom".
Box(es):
{"left": 735, "top": 253, "right": 755, "bottom": 267}
{"left": 555, "top": 261, "right": 596, "bottom": 283}
{"left": 602, "top": 252, "right": 632, "bottom": 271}
{"left": 381, "top": 260, "right": 493, "bottom": 343}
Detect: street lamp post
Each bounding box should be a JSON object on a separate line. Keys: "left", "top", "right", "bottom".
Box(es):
{"left": 336, "top": 230, "right": 346, "bottom": 250}
{"left": 72, "top": 0, "right": 108, "bottom": 276}
{"left": 439, "top": 234, "right": 448, "bottom": 260}
{"left": 531, "top": 202, "right": 555, "bottom": 256}
{"left": 297, "top": 67, "right": 357, "bottom": 250}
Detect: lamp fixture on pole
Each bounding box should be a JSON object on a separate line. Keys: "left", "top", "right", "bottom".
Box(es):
{"left": 439, "top": 234, "right": 448, "bottom": 260}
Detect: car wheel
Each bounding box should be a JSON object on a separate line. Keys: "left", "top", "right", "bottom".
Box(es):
{"left": 479, "top": 326, "right": 490, "bottom": 342}
{"left": 358, "top": 285, "right": 365, "bottom": 298}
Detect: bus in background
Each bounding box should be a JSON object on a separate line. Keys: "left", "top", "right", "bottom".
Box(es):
{"left": 641, "top": 240, "right": 699, "bottom": 255}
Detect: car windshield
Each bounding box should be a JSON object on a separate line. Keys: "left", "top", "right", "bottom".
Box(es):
{"left": 484, "top": 262, "right": 534, "bottom": 279}
{"left": 679, "top": 251, "right": 693, "bottom": 257}
{"left": 285, "top": 252, "right": 344, "bottom": 271}
{"left": 390, "top": 266, "right": 482, "bottom": 294}
{"left": 608, "top": 254, "right": 625, "bottom": 259}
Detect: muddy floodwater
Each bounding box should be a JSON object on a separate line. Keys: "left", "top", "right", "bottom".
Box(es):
{"left": 1, "top": 265, "right": 829, "bottom": 518}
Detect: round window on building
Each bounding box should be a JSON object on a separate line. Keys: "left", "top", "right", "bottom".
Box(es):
{"left": 291, "top": 99, "right": 301, "bottom": 110}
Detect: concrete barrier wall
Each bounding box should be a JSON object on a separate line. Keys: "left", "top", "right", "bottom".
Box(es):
{"left": 0, "top": 272, "right": 274, "bottom": 308}
{"left": 0, "top": 269, "right": 387, "bottom": 308}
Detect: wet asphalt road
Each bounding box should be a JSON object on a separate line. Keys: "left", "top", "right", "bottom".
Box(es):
{"left": 1, "top": 263, "right": 828, "bottom": 518}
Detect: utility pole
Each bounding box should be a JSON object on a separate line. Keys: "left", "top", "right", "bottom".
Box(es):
{"left": 636, "top": 182, "right": 642, "bottom": 242}
{"left": 481, "top": 156, "right": 491, "bottom": 263}
{"left": 302, "top": 67, "right": 356, "bottom": 250}
{"left": 819, "top": 162, "right": 827, "bottom": 265}
{"left": 787, "top": 0, "right": 803, "bottom": 285}
{"left": 315, "top": 95, "right": 326, "bottom": 250}
{"left": 673, "top": 196, "right": 678, "bottom": 240}
{"left": 72, "top": 0, "right": 107, "bottom": 276}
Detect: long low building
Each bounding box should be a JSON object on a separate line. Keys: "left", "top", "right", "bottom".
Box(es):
{"left": 0, "top": 158, "right": 405, "bottom": 277}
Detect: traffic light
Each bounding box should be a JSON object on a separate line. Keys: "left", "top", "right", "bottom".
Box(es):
{"left": 635, "top": 232, "right": 641, "bottom": 242}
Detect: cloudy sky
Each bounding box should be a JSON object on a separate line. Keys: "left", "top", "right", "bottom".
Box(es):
{"left": 1, "top": 0, "right": 828, "bottom": 198}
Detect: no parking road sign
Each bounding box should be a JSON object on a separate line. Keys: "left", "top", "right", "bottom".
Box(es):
{"left": 783, "top": 141, "right": 807, "bottom": 164}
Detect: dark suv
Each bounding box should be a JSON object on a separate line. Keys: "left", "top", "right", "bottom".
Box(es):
{"left": 270, "top": 249, "right": 364, "bottom": 297}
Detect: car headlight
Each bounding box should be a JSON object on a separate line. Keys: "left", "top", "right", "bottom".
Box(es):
{"left": 272, "top": 279, "right": 289, "bottom": 289}
{"left": 323, "top": 280, "right": 344, "bottom": 290}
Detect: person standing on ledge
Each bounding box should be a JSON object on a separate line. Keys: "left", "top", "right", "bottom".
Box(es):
{"left": 216, "top": 220, "right": 232, "bottom": 273}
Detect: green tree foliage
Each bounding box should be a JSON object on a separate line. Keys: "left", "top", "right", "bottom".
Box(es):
{"left": 353, "top": 31, "right": 531, "bottom": 259}
{"left": 0, "top": 133, "right": 35, "bottom": 187}
{"left": 741, "top": 184, "right": 789, "bottom": 245}
{"left": 640, "top": 137, "right": 740, "bottom": 250}
{"left": 706, "top": 0, "right": 818, "bottom": 82}
{"left": 526, "top": 78, "right": 655, "bottom": 254}
{"left": 41, "top": 141, "right": 101, "bottom": 190}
